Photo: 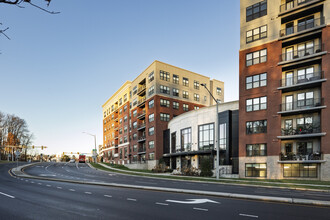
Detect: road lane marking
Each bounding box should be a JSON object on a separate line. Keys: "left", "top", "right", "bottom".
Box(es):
{"left": 38, "top": 183, "right": 42, "bottom": 185}
{"left": 155, "top": 202, "right": 168, "bottom": 206}
{"left": 46, "top": 185, "right": 51, "bottom": 187}
{"left": 239, "top": 214, "right": 259, "bottom": 218}
{"left": 193, "top": 208, "right": 208, "bottom": 211}
{"left": 0, "top": 192, "right": 15, "bottom": 199}
{"left": 104, "top": 195, "right": 112, "bottom": 198}
{"left": 85, "top": 192, "right": 92, "bottom": 194}
{"left": 69, "top": 189, "right": 76, "bottom": 191}
{"left": 57, "top": 187, "right": 62, "bottom": 189}
{"left": 127, "top": 198, "right": 137, "bottom": 201}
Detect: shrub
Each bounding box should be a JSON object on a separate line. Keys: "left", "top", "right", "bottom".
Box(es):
{"left": 200, "top": 157, "right": 213, "bottom": 177}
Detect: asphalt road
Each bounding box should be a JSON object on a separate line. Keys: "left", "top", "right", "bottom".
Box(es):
{"left": 24, "top": 162, "right": 330, "bottom": 202}
{"left": 1, "top": 162, "right": 329, "bottom": 220}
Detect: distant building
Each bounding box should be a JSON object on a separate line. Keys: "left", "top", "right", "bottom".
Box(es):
{"left": 163, "top": 101, "right": 239, "bottom": 177}
{"left": 101, "top": 60, "right": 224, "bottom": 169}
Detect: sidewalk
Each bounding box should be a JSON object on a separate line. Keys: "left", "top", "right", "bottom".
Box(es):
{"left": 10, "top": 162, "right": 330, "bottom": 207}
{"left": 95, "top": 163, "right": 330, "bottom": 191}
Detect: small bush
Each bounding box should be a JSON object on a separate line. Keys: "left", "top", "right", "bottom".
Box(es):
{"left": 200, "top": 157, "right": 213, "bottom": 177}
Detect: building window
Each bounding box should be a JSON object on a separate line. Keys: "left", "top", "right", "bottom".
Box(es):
{"left": 160, "top": 70, "right": 170, "bottom": 81}
{"left": 198, "top": 123, "right": 214, "bottom": 150}
{"left": 160, "top": 99, "right": 170, "bottom": 107}
{"left": 119, "top": 109, "right": 122, "bottom": 115}
{"left": 284, "top": 163, "right": 317, "bottom": 178}
{"left": 119, "top": 118, "right": 123, "bottom": 125}
{"left": 245, "top": 163, "right": 267, "bottom": 177}
{"left": 246, "top": 144, "right": 267, "bottom": 156}
{"left": 148, "top": 85, "right": 155, "bottom": 96}
{"left": 246, "top": 120, "right": 267, "bottom": 134}
{"left": 149, "top": 140, "right": 154, "bottom": 149}
{"left": 124, "top": 126, "right": 128, "bottom": 133}
{"left": 133, "top": 144, "right": 137, "bottom": 152}
{"left": 194, "top": 81, "right": 199, "bottom": 90}
{"left": 216, "top": 87, "right": 222, "bottom": 95}
{"left": 133, "top": 133, "right": 137, "bottom": 140}
{"left": 173, "top": 101, "right": 179, "bottom": 109}
{"left": 123, "top": 105, "right": 127, "bottom": 112}
{"left": 148, "top": 113, "right": 154, "bottom": 122}
{"left": 219, "top": 123, "right": 226, "bottom": 150}
{"left": 193, "top": 94, "right": 200, "bottom": 101}
{"left": 149, "top": 152, "right": 155, "bottom": 160}
{"left": 194, "top": 106, "right": 199, "bottom": 110}
{"left": 148, "top": 99, "right": 154, "bottom": 109}
{"left": 173, "top": 74, "right": 179, "bottom": 84}
{"left": 246, "top": 25, "right": 267, "bottom": 43}
{"left": 148, "top": 71, "right": 154, "bottom": 82}
{"left": 119, "top": 98, "right": 123, "bottom": 106}
{"left": 119, "top": 128, "right": 122, "bottom": 134}
{"left": 133, "top": 86, "right": 137, "bottom": 95}
{"left": 246, "top": 96, "right": 267, "bottom": 112}
{"left": 160, "top": 113, "right": 170, "bottom": 121}
{"left": 173, "top": 88, "right": 179, "bottom": 97}
{"left": 160, "top": 85, "right": 170, "bottom": 94}
{"left": 183, "top": 77, "right": 189, "bottom": 86}
{"left": 124, "top": 116, "right": 127, "bottom": 122}
{"left": 124, "top": 136, "right": 128, "bottom": 143}
{"left": 133, "top": 98, "right": 137, "bottom": 106}
{"left": 149, "top": 127, "right": 154, "bottom": 136}
{"left": 181, "top": 127, "right": 192, "bottom": 150}
{"left": 246, "top": 0, "right": 267, "bottom": 22}
{"left": 183, "top": 104, "right": 189, "bottom": 111}
{"left": 297, "top": 91, "right": 314, "bottom": 107}
{"left": 246, "top": 73, "right": 267, "bottom": 89}
{"left": 246, "top": 49, "right": 267, "bottom": 66}
{"left": 132, "top": 110, "right": 138, "bottom": 118}
{"left": 183, "top": 91, "right": 189, "bottom": 99}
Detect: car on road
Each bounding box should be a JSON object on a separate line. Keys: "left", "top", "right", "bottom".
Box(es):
{"left": 69, "top": 159, "right": 75, "bottom": 163}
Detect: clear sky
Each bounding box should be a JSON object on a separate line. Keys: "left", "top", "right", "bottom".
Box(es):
{"left": 0, "top": 0, "right": 240, "bottom": 155}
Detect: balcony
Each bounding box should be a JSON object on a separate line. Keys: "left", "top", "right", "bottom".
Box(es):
{"left": 278, "top": 124, "right": 325, "bottom": 139}
{"left": 279, "top": 17, "right": 325, "bottom": 39}
{"left": 137, "top": 97, "right": 146, "bottom": 107}
{"left": 278, "top": 71, "right": 326, "bottom": 92}
{"left": 279, "top": 0, "right": 323, "bottom": 15}
{"left": 279, "top": 152, "right": 324, "bottom": 163}
{"left": 137, "top": 135, "right": 146, "bottom": 142}
{"left": 137, "top": 110, "right": 146, "bottom": 119}
{"left": 138, "top": 146, "right": 146, "bottom": 154}
{"left": 278, "top": 98, "right": 325, "bottom": 115}
{"left": 137, "top": 85, "right": 146, "bottom": 96}
{"left": 279, "top": 44, "right": 325, "bottom": 65}
{"left": 137, "top": 123, "right": 146, "bottom": 131}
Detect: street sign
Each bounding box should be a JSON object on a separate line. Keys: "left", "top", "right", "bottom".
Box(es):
{"left": 165, "top": 199, "right": 220, "bottom": 204}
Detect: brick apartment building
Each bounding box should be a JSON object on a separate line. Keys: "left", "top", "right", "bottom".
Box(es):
{"left": 102, "top": 60, "right": 224, "bottom": 169}
{"left": 239, "top": 0, "right": 330, "bottom": 180}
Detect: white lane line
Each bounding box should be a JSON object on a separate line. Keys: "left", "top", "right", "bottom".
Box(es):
{"left": 69, "top": 189, "right": 76, "bottom": 192}
{"left": 57, "top": 187, "right": 62, "bottom": 189}
{"left": 85, "top": 192, "right": 92, "bottom": 194}
{"left": 104, "top": 195, "right": 112, "bottom": 198}
{"left": 239, "top": 214, "right": 259, "bottom": 218}
{"left": 46, "top": 185, "right": 51, "bottom": 187}
{"left": 127, "top": 198, "right": 137, "bottom": 201}
{"left": 38, "top": 183, "right": 42, "bottom": 185}
{"left": 0, "top": 192, "right": 15, "bottom": 199}
{"left": 31, "top": 181, "right": 34, "bottom": 184}
{"left": 193, "top": 208, "right": 208, "bottom": 211}
{"left": 155, "top": 202, "right": 168, "bottom": 206}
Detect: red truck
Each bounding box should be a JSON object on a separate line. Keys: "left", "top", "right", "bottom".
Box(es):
{"left": 79, "top": 155, "right": 86, "bottom": 163}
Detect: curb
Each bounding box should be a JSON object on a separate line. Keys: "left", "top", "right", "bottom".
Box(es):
{"left": 12, "top": 163, "right": 330, "bottom": 207}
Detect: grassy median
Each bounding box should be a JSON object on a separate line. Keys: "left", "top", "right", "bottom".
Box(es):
{"left": 89, "top": 162, "right": 330, "bottom": 191}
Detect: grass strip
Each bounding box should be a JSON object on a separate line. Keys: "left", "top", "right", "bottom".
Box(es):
{"left": 90, "top": 163, "right": 330, "bottom": 191}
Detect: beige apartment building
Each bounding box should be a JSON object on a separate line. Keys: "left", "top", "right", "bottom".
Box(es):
{"left": 239, "top": 0, "right": 330, "bottom": 180}
{"left": 102, "top": 60, "right": 224, "bottom": 169}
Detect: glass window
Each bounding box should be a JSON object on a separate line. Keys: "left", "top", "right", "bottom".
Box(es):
{"left": 183, "top": 104, "right": 189, "bottom": 111}
{"left": 194, "top": 94, "right": 200, "bottom": 101}
{"left": 246, "top": 49, "right": 267, "bottom": 66}
{"left": 173, "top": 101, "right": 179, "bottom": 109}
{"left": 246, "top": 120, "right": 267, "bottom": 134}
{"left": 219, "top": 123, "right": 226, "bottom": 150}
{"left": 283, "top": 163, "right": 317, "bottom": 178}
{"left": 246, "top": 144, "right": 267, "bottom": 156}
{"left": 160, "top": 99, "right": 170, "bottom": 107}
{"left": 148, "top": 113, "right": 154, "bottom": 122}
{"left": 183, "top": 77, "right": 189, "bottom": 86}
{"left": 160, "top": 113, "right": 170, "bottom": 121}
{"left": 160, "top": 85, "right": 170, "bottom": 94}
{"left": 160, "top": 70, "right": 170, "bottom": 81}
{"left": 246, "top": 25, "right": 267, "bottom": 43}
{"left": 148, "top": 71, "right": 154, "bottom": 82}
{"left": 183, "top": 91, "right": 189, "bottom": 99}
{"left": 198, "top": 123, "right": 214, "bottom": 150}
{"left": 149, "top": 127, "right": 154, "bottom": 136}
{"left": 148, "top": 99, "right": 154, "bottom": 108}
{"left": 181, "top": 127, "right": 192, "bottom": 151}
{"left": 173, "top": 74, "right": 179, "bottom": 84}
{"left": 173, "top": 88, "right": 179, "bottom": 97}
{"left": 149, "top": 141, "right": 154, "bottom": 149}
{"left": 245, "top": 163, "right": 267, "bottom": 177}
{"left": 194, "top": 81, "right": 200, "bottom": 89}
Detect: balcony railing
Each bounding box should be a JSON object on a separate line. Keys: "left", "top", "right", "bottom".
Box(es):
{"left": 281, "top": 124, "right": 320, "bottom": 136}
{"left": 137, "top": 85, "right": 146, "bottom": 95}
{"left": 137, "top": 97, "right": 146, "bottom": 106}
{"left": 137, "top": 110, "right": 146, "bottom": 119}
{"left": 138, "top": 146, "right": 146, "bottom": 153}
{"left": 280, "top": 44, "right": 323, "bottom": 62}
{"left": 137, "top": 123, "right": 146, "bottom": 130}
{"left": 280, "top": 98, "right": 323, "bottom": 112}
{"left": 279, "top": 71, "right": 323, "bottom": 87}
{"left": 138, "top": 135, "right": 146, "bottom": 142}
{"left": 279, "top": 0, "right": 318, "bottom": 13}
{"left": 279, "top": 152, "right": 322, "bottom": 161}
{"left": 280, "top": 17, "right": 324, "bottom": 37}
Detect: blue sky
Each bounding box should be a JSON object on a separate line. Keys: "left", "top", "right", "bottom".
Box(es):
{"left": 0, "top": 0, "right": 240, "bottom": 154}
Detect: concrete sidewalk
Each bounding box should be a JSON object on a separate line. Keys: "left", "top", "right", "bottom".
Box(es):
{"left": 10, "top": 162, "right": 330, "bottom": 207}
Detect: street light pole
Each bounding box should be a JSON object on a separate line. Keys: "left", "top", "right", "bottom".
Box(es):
{"left": 201, "top": 83, "right": 220, "bottom": 180}
{"left": 82, "top": 132, "right": 97, "bottom": 163}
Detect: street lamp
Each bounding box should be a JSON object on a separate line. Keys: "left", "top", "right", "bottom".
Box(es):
{"left": 82, "top": 132, "right": 97, "bottom": 163}
{"left": 201, "top": 83, "right": 220, "bottom": 180}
